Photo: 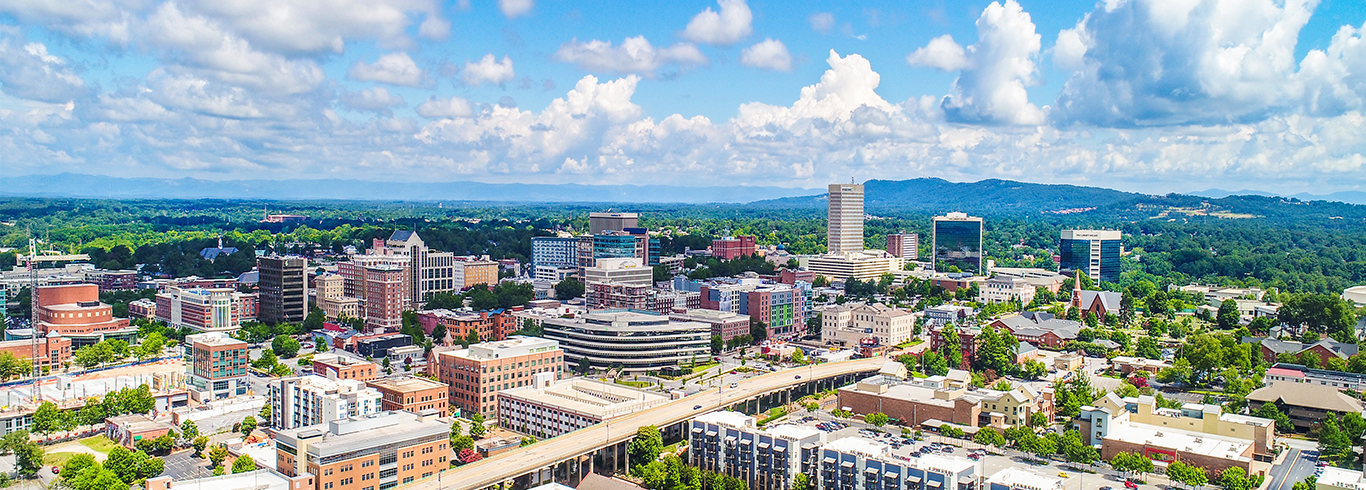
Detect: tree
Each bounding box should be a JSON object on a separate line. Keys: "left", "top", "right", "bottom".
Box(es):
{"left": 192, "top": 436, "right": 209, "bottom": 457}
{"left": 749, "top": 319, "right": 768, "bottom": 345}
{"left": 12, "top": 437, "right": 43, "bottom": 478}
{"left": 1135, "top": 336, "right": 1162, "bottom": 360}
{"left": 303, "top": 307, "right": 325, "bottom": 332}
{"left": 232, "top": 456, "right": 258, "bottom": 473}
{"left": 864, "top": 413, "right": 889, "bottom": 427}
{"left": 432, "top": 323, "right": 448, "bottom": 345}
{"left": 1023, "top": 360, "right": 1047, "bottom": 380}
{"left": 628, "top": 425, "right": 664, "bottom": 467}
{"left": 457, "top": 448, "right": 482, "bottom": 464}
{"left": 1216, "top": 299, "right": 1240, "bottom": 329}
{"left": 452, "top": 435, "right": 474, "bottom": 452}
{"left": 1219, "top": 467, "right": 1257, "bottom": 490}
{"left": 180, "top": 420, "right": 199, "bottom": 441}
{"left": 469, "top": 414, "right": 487, "bottom": 438}
{"left": 554, "top": 278, "right": 584, "bottom": 300}
{"left": 105, "top": 446, "right": 141, "bottom": 483}
{"left": 253, "top": 348, "right": 278, "bottom": 370}
{"left": 974, "top": 429, "right": 1005, "bottom": 447}
{"left": 0, "top": 431, "right": 28, "bottom": 455}
{"left": 0, "top": 351, "right": 24, "bottom": 381}
{"left": 793, "top": 473, "right": 814, "bottom": 490}
{"left": 1029, "top": 435, "right": 1057, "bottom": 461}
{"left": 1280, "top": 293, "right": 1357, "bottom": 337}
{"left": 1110, "top": 451, "right": 1153, "bottom": 478}
{"left": 636, "top": 461, "right": 667, "bottom": 489}
{"left": 240, "top": 415, "right": 257, "bottom": 435}
{"left": 1319, "top": 413, "right": 1352, "bottom": 461}
{"left": 259, "top": 404, "right": 272, "bottom": 422}
{"left": 137, "top": 332, "right": 166, "bottom": 360}
{"left": 711, "top": 335, "right": 723, "bottom": 355}
{"left": 138, "top": 456, "right": 165, "bottom": 481}
{"left": 208, "top": 445, "right": 230, "bottom": 467}
{"left": 466, "top": 328, "right": 481, "bottom": 345}
{"left": 272, "top": 335, "right": 301, "bottom": 358}
{"left": 1029, "top": 411, "right": 1049, "bottom": 428}
{"left": 1167, "top": 461, "right": 1208, "bottom": 489}
{"left": 33, "top": 401, "right": 65, "bottom": 435}
{"left": 791, "top": 348, "right": 806, "bottom": 364}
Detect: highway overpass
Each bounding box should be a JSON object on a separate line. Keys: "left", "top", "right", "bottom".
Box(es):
{"left": 404, "top": 357, "right": 886, "bottom": 490}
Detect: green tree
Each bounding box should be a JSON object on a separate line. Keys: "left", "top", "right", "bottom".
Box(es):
{"left": 1135, "top": 336, "right": 1161, "bottom": 360}
{"left": 452, "top": 435, "right": 474, "bottom": 452}
{"left": 240, "top": 415, "right": 257, "bottom": 435}
{"left": 1110, "top": 451, "right": 1153, "bottom": 478}
{"left": 864, "top": 413, "right": 889, "bottom": 427}
{"left": 1216, "top": 299, "right": 1240, "bottom": 329}
{"left": 208, "top": 445, "right": 230, "bottom": 467}
{"left": 635, "top": 461, "right": 667, "bottom": 489}
{"left": 259, "top": 404, "right": 272, "bottom": 422}
{"left": 180, "top": 419, "right": 199, "bottom": 441}
{"left": 105, "top": 446, "right": 141, "bottom": 483}
{"left": 1279, "top": 293, "right": 1357, "bottom": 337}
{"left": 554, "top": 278, "right": 584, "bottom": 300}
{"left": 1167, "top": 461, "right": 1208, "bottom": 489}
{"left": 32, "top": 401, "right": 65, "bottom": 435}
{"left": 253, "top": 348, "right": 278, "bottom": 370}
{"left": 469, "top": 413, "right": 487, "bottom": 438}
{"left": 271, "top": 335, "right": 300, "bottom": 358}
{"left": 12, "top": 437, "right": 43, "bottom": 478}
{"left": 1030, "top": 411, "right": 1048, "bottom": 428}
{"left": 137, "top": 332, "right": 166, "bottom": 360}
{"left": 791, "top": 348, "right": 806, "bottom": 364}
{"left": 303, "top": 306, "right": 325, "bottom": 332}
{"left": 1219, "top": 467, "right": 1256, "bottom": 490}
{"left": 974, "top": 429, "right": 1005, "bottom": 447}
{"left": 1319, "top": 413, "right": 1352, "bottom": 461}
{"left": 0, "top": 351, "right": 24, "bottom": 381}
{"left": 192, "top": 436, "right": 209, "bottom": 457}
{"left": 711, "top": 335, "right": 723, "bottom": 355}
{"left": 793, "top": 473, "right": 814, "bottom": 490}
{"left": 628, "top": 425, "right": 664, "bottom": 467}
{"left": 232, "top": 456, "right": 258, "bottom": 473}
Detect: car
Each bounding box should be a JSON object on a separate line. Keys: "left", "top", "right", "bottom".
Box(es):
{"left": 1058, "top": 472, "right": 1068, "bottom": 478}
{"left": 694, "top": 405, "right": 702, "bottom": 410}
{"left": 1099, "top": 486, "right": 1113, "bottom": 490}
{"left": 794, "top": 375, "right": 802, "bottom": 379}
{"left": 52, "top": 466, "right": 59, "bottom": 474}
{"left": 968, "top": 454, "right": 981, "bottom": 461}
{"left": 1124, "top": 481, "right": 1139, "bottom": 489}
{"left": 730, "top": 382, "right": 738, "bottom": 388}
{"left": 1318, "top": 461, "right": 1330, "bottom": 467}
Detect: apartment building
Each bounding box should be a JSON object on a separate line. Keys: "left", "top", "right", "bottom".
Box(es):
{"left": 370, "top": 231, "right": 458, "bottom": 303}
{"left": 128, "top": 298, "right": 156, "bottom": 319}
{"left": 433, "top": 336, "right": 564, "bottom": 419}
{"left": 414, "top": 308, "right": 519, "bottom": 344}
{"left": 837, "top": 373, "right": 1052, "bottom": 430}
{"left": 585, "top": 282, "right": 700, "bottom": 314}
{"left": 267, "top": 375, "right": 384, "bottom": 429}
{"left": 362, "top": 265, "right": 408, "bottom": 331}
{"left": 498, "top": 374, "right": 668, "bottom": 437}
{"left": 366, "top": 376, "right": 449, "bottom": 416}
{"left": 156, "top": 286, "right": 247, "bottom": 333}
{"left": 311, "top": 354, "right": 379, "bottom": 382}
{"left": 314, "top": 274, "right": 361, "bottom": 321}
{"left": 337, "top": 255, "right": 408, "bottom": 299}
{"left": 1077, "top": 393, "right": 1275, "bottom": 479}
{"left": 454, "top": 259, "right": 499, "bottom": 289}
{"left": 185, "top": 332, "right": 249, "bottom": 402}
{"left": 886, "top": 232, "right": 919, "bottom": 260}
{"left": 33, "top": 283, "right": 137, "bottom": 347}
{"left": 977, "top": 276, "right": 1035, "bottom": 305}
{"left": 700, "top": 281, "right": 808, "bottom": 339}
{"left": 821, "top": 303, "right": 915, "bottom": 347}
{"left": 259, "top": 256, "right": 308, "bottom": 325}
{"left": 531, "top": 236, "right": 580, "bottom": 272}
{"left": 711, "top": 236, "right": 756, "bottom": 260}
{"left": 275, "top": 411, "right": 450, "bottom": 490}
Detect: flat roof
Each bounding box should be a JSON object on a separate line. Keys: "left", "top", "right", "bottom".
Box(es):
{"left": 765, "top": 424, "right": 825, "bottom": 441}
{"left": 161, "top": 470, "right": 294, "bottom": 490}
{"left": 1106, "top": 421, "right": 1252, "bottom": 461}
{"left": 822, "top": 436, "right": 887, "bottom": 458}
{"left": 499, "top": 378, "right": 668, "bottom": 420}
{"left": 277, "top": 411, "right": 448, "bottom": 457}
{"left": 988, "top": 467, "right": 1063, "bottom": 488}
{"left": 693, "top": 411, "right": 755, "bottom": 429}
{"left": 366, "top": 376, "right": 446, "bottom": 393}
{"left": 1317, "top": 467, "right": 1366, "bottom": 490}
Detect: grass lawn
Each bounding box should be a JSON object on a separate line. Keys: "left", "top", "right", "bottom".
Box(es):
{"left": 45, "top": 451, "right": 79, "bottom": 468}
{"left": 78, "top": 436, "right": 119, "bottom": 453}
{"left": 895, "top": 339, "right": 925, "bottom": 348}
{"left": 614, "top": 379, "right": 653, "bottom": 389}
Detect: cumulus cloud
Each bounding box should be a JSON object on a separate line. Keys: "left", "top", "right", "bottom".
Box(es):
{"left": 553, "top": 36, "right": 707, "bottom": 76}
{"left": 1052, "top": 0, "right": 1320, "bottom": 126}
{"left": 348, "top": 52, "right": 425, "bottom": 87}
{"left": 462, "top": 54, "right": 516, "bottom": 87}
{"left": 682, "top": 0, "right": 753, "bottom": 46}
{"left": 912, "top": 0, "right": 1045, "bottom": 125}
{"left": 1297, "top": 21, "right": 1366, "bottom": 115}
{"left": 740, "top": 38, "right": 793, "bottom": 72}
{"left": 498, "top": 0, "right": 533, "bottom": 18}
{"left": 178, "top": 0, "right": 447, "bottom": 54}
{"left": 0, "top": 30, "right": 91, "bottom": 103}
{"left": 416, "top": 95, "right": 475, "bottom": 119}
{"left": 341, "top": 87, "right": 406, "bottom": 113}
{"left": 809, "top": 12, "right": 835, "bottom": 34}
{"left": 907, "top": 35, "right": 970, "bottom": 72}
{"left": 144, "top": 3, "right": 326, "bottom": 94}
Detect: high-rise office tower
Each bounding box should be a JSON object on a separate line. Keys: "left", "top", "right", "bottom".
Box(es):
{"left": 589, "top": 212, "right": 639, "bottom": 234}
{"left": 258, "top": 256, "right": 307, "bottom": 324}
{"left": 827, "top": 183, "right": 865, "bottom": 254}
{"left": 886, "top": 232, "right": 919, "bottom": 259}
{"left": 932, "top": 212, "right": 984, "bottom": 274}
{"left": 1059, "top": 230, "right": 1122, "bottom": 283}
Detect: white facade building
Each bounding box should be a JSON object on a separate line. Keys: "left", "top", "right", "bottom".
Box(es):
{"left": 583, "top": 257, "right": 653, "bottom": 287}
{"left": 266, "top": 375, "right": 383, "bottom": 429}
{"left": 978, "top": 276, "right": 1036, "bottom": 305}
{"left": 498, "top": 374, "right": 669, "bottom": 438}
{"left": 827, "top": 183, "right": 865, "bottom": 254}
{"left": 822, "top": 303, "right": 915, "bottom": 346}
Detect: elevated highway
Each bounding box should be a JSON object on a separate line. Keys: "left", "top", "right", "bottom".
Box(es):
{"left": 404, "top": 356, "right": 886, "bottom": 490}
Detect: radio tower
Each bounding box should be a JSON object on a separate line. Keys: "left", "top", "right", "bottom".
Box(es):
{"left": 27, "top": 234, "right": 40, "bottom": 379}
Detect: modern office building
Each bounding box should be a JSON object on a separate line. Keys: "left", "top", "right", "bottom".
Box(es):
{"left": 185, "top": 332, "right": 249, "bottom": 402}
{"left": 1058, "top": 230, "right": 1122, "bottom": 283}
{"left": 310, "top": 354, "right": 379, "bottom": 382}
{"left": 155, "top": 286, "right": 246, "bottom": 333}
{"left": 337, "top": 254, "right": 408, "bottom": 299}
{"left": 531, "top": 236, "right": 580, "bottom": 269}
{"left": 366, "top": 376, "right": 449, "bottom": 416}
{"left": 275, "top": 411, "right": 450, "bottom": 490}
{"left": 700, "top": 281, "right": 807, "bottom": 339}
{"left": 583, "top": 257, "right": 654, "bottom": 287}
{"left": 355, "top": 333, "right": 413, "bottom": 358}
{"left": 370, "top": 231, "right": 458, "bottom": 303}
{"left": 805, "top": 251, "right": 905, "bottom": 281}
{"left": 543, "top": 310, "right": 710, "bottom": 373}
{"left": 258, "top": 256, "right": 308, "bottom": 325}
{"left": 33, "top": 284, "right": 137, "bottom": 347}
{"left": 933, "top": 213, "right": 984, "bottom": 274}
{"left": 827, "top": 183, "right": 865, "bottom": 254}
{"left": 585, "top": 282, "right": 700, "bottom": 314}
{"left": 977, "top": 276, "right": 1036, "bottom": 305}
{"left": 886, "top": 232, "right": 918, "bottom": 259}
{"left": 711, "top": 236, "right": 757, "bottom": 260}
{"left": 821, "top": 303, "right": 915, "bottom": 346}
{"left": 588, "top": 212, "right": 639, "bottom": 234}
{"left": 267, "top": 375, "right": 384, "bottom": 429}
{"left": 498, "top": 374, "right": 669, "bottom": 438}
{"left": 669, "top": 309, "right": 751, "bottom": 342}
{"left": 362, "top": 264, "right": 408, "bottom": 331}
{"left": 433, "top": 336, "right": 564, "bottom": 419}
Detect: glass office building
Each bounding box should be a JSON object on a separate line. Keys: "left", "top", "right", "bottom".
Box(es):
{"left": 1059, "top": 230, "right": 1122, "bottom": 283}
{"left": 932, "top": 212, "right": 984, "bottom": 274}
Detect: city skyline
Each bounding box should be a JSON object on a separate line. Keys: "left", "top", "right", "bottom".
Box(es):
{"left": 0, "top": 0, "right": 1364, "bottom": 195}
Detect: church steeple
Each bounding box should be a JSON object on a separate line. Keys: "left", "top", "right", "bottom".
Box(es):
{"left": 1072, "top": 269, "right": 1083, "bottom": 310}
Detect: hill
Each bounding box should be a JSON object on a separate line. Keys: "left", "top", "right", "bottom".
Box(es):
{"left": 751, "top": 178, "right": 1148, "bottom": 214}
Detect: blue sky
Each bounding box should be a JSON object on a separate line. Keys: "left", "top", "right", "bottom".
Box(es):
{"left": 1, "top": 0, "right": 1365, "bottom": 194}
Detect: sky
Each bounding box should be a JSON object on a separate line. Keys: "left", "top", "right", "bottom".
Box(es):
{"left": 1, "top": 0, "right": 1365, "bottom": 195}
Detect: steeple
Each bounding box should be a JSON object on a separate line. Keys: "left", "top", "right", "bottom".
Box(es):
{"left": 1072, "top": 269, "right": 1083, "bottom": 310}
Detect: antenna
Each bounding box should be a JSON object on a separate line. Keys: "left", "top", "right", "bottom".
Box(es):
{"left": 27, "top": 231, "right": 39, "bottom": 379}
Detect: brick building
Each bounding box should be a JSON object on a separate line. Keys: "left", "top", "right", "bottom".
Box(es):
{"left": 433, "top": 336, "right": 563, "bottom": 419}
{"left": 0, "top": 333, "right": 72, "bottom": 373}
{"left": 34, "top": 284, "right": 136, "bottom": 348}
{"left": 710, "top": 236, "right": 756, "bottom": 260}
{"left": 310, "top": 353, "right": 379, "bottom": 382}
{"left": 275, "top": 411, "right": 450, "bottom": 490}
{"left": 414, "top": 309, "right": 518, "bottom": 344}
{"left": 366, "top": 376, "right": 450, "bottom": 416}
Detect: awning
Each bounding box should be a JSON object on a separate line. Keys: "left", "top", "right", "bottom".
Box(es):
{"left": 706, "top": 431, "right": 717, "bottom": 437}
{"left": 823, "top": 457, "right": 836, "bottom": 464}
{"left": 725, "top": 436, "right": 736, "bottom": 442}
{"left": 928, "top": 480, "right": 942, "bottom": 488}
{"left": 774, "top": 446, "right": 787, "bottom": 452}
{"left": 885, "top": 472, "right": 900, "bottom": 479}
{"left": 866, "top": 468, "right": 880, "bottom": 474}
{"left": 740, "top": 439, "right": 752, "bottom": 445}
{"left": 758, "top": 442, "right": 770, "bottom": 449}
{"left": 959, "top": 476, "right": 975, "bottom": 485}
{"left": 842, "top": 461, "right": 855, "bottom": 468}
{"left": 906, "top": 476, "right": 922, "bottom": 484}
{"left": 692, "top": 427, "right": 703, "bottom": 433}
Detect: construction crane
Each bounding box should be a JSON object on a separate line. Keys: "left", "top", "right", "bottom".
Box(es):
{"left": 18, "top": 232, "right": 90, "bottom": 380}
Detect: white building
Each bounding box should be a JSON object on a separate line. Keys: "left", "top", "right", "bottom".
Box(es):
{"left": 583, "top": 257, "right": 653, "bottom": 287}
{"left": 822, "top": 303, "right": 915, "bottom": 346}
{"left": 690, "top": 411, "right": 826, "bottom": 490}
{"left": 266, "top": 375, "right": 383, "bottom": 429}
{"left": 498, "top": 373, "right": 669, "bottom": 438}
{"left": 828, "top": 183, "right": 865, "bottom": 255}
{"left": 978, "top": 276, "right": 1036, "bottom": 305}
{"left": 985, "top": 468, "right": 1062, "bottom": 490}
{"left": 156, "top": 286, "right": 246, "bottom": 333}
{"left": 542, "top": 310, "right": 709, "bottom": 372}
{"left": 804, "top": 251, "right": 904, "bottom": 282}
{"left": 1343, "top": 286, "right": 1366, "bottom": 308}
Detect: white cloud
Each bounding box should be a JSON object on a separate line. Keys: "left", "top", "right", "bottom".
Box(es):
{"left": 1296, "top": 21, "right": 1366, "bottom": 116}
{"left": 907, "top": 35, "right": 970, "bottom": 72}
{"left": 0, "top": 30, "right": 91, "bottom": 103}
{"left": 0, "top": 0, "right": 136, "bottom": 43}
{"left": 177, "top": 0, "right": 446, "bottom": 54}
{"left": 809, "top": 12, "right": 835, "bottom": 34}
{"left": 553, "top": 36, "right": 707, "bottom": 76}
{"left": 144, "top": 3, "right": 325, "bottom": 94}
{"left": 1052, "top": 0, "right": 1319, "bottom": 126}
{"left": 919, "top": 0, "right": 1045, "bottom": 125}
{"left": 498, "top": 0, "right": 533, "bottom": 18}
{"left": 682, "top": 0, "right": 753, "bottom": 46}
{"left": 740, "top": 38, "right": 793, "bottom": 72}
{"left": 341, "top": 87, "right": 406, "bottom": 113}
{"left": 348, "top": 52, "right": 425, "bottom": 87}
{"left": 462, "top": 54, "right": 516, "bottom": 87}
{"left": 416, "top": 96, "right": 475, "bottom": 119}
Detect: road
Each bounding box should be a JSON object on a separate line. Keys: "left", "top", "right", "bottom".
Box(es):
{"left": 402, "top": 357, "right": 885, "bottom": 490}
{"left": 1268, "top": 448, "right": 1315, "bottom": 490}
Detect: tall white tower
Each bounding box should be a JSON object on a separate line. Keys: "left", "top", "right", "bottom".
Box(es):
{"left": 827, "top": 183, "right": 865, "bottom": 254}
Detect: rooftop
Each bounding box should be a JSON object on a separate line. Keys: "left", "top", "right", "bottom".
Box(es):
{"left": 987, "top": 467, "right": 1063, "bottom": 489}
{"left": 694, "top": 410, "right": 756, "bottom": 429}
{"left": 1106, "top": 420, "right": 1252, "bottom": 461}
{"left": 154, "top": 469, "right": 294, "bottom": 490}
{"left": 187, "top": 332, "right": 246, "bottom": 347}
{"left": 1247, "top": 382, "right": 1366, "bottom": 413}
{"left": 366, "top": 375, "right": 447, "bottom": 393}
{"left": 276, "top": 411, "right": 449, "bottom": 458}
{"left": 499, "top": 378, "right": 668, "bottom": 420}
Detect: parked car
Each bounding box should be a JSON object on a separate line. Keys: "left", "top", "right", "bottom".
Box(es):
{"left": 1124, "top": 481, "right": 1139, "bottom": 489}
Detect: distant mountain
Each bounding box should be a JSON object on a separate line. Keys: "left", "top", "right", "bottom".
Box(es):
{"left": 751, "top": 178, "right": 1148, "bottom": 214}
{"left": 1191, "top": 188, "right": 1366, "bottom": 205}
{"left": 0, "top": 173, "right": 819, "bottom": 204}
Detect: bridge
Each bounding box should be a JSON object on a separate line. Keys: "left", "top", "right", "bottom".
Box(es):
{"left": 403, "top": 357, "right": 886, "bottom": 490}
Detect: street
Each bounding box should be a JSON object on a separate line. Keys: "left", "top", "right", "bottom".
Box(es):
{"left": 1267, "top": 448, "right": 1315, "bottom": 490}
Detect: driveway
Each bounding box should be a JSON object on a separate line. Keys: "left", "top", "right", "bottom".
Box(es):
{"left": 1267, "top": 449, "right": 1317, "bottom": 490}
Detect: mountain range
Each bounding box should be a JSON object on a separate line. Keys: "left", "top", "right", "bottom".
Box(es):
{"left": 1191, "top": 188, "right": 1366, "bottom": 205}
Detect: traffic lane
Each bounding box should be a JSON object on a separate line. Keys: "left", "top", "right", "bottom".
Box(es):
{"left": 1270, "top": 449, "right": 1314, "bottom": 490}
